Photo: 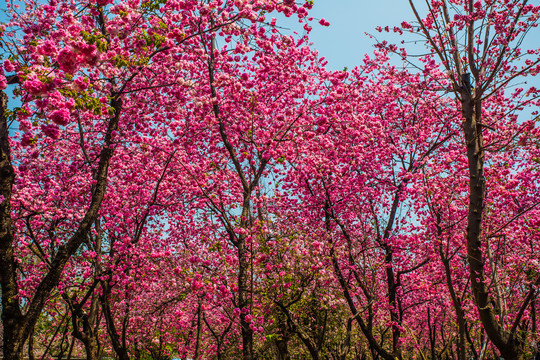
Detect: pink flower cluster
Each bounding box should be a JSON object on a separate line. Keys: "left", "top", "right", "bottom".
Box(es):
{"left": 40, "top": 124, "right": 60, "bottom": 139}
{"left": 57, "top": 42, "right": 98, "bottom": 74}
{"left": 318, "top": 18, "right": 330, "bottom": 26}
{"left": 50, "top": 108, "right": 71, "bottom": 126}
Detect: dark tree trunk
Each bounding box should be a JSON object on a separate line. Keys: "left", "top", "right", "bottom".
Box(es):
{"left": 193, "top": 299, "right": 202, "bottom": 360}
{"left": 322, "top": 202, "right": 398, "bottom": 360}
{"left": 437, "top": 229, "right": 467, "bottom": 360}
{"left": 69, "top": 292, "right": 101, "bottom": 360}
{"left": 427, "top": 309, "right": 437, "bottom": 360}
{"left": 28, "top": 328, "right": 35, "bottom": 360}
{"left": 383, "top": 246, "right": 401, "bottom": 359}
{"left": 0, "top": 89, "right": 122, "bottom": 360}
{"left": 461, "top": 80, "right": 523, "bottom": 360}
{"left": 275, "top": 324, "right": 291, "bottom": 360}
{"left": 238, "top": 230, "right": 254, "bottom": 360}
{"left": 206, "top": 33, "right": 257, "bottom": 360}
{"left": 100, "top": 281, "right": 130, "bottom": 360}
{"left": 0, "top": 91, "right": 24, "bottom": 360}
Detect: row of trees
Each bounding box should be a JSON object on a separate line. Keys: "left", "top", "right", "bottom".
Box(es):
{"left": 1, "top": 0, "right": 540, "bottom": 359}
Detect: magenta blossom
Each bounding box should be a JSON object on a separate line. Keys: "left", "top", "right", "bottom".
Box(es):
{"left": 41, "top": 124, "right": 60, "bottom": 139}
{"left": 3, "top": 59, "right": 14, "bottom": 72}
{"left": 50, "top": 108, "right": 70, "bottom": 126}
{"left": 57, "top": 48, "right": 80, "bottom": 74}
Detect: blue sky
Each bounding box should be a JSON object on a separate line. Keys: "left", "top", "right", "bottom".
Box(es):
{"left": 280, "top": 1, "right": 416, "bottom": 70}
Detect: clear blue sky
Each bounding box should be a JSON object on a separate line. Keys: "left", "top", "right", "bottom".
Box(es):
{"left": 279, "top": 1, "right": 416, "bottom": 70}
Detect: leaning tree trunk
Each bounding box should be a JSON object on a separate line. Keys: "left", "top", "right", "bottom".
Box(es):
{"left": 0, "top": 88, "right": 123, "bottom": 360}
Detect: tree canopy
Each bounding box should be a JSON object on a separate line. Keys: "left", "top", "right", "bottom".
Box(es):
{"left": 1, "top": 1, "right": 540, "bottom": 359}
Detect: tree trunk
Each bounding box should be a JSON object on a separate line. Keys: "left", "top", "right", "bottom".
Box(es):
{"left": 461, "top": 81, "right": 523, "bottom": 360}
{"left": 28, "top": 329, "right": 35, "bottom": 360}
{"left": 100, "top": 281, "right": 130, "bottom": 360}
{"left": 193, "top": 299, "right": 202, "bottom": 360}
{"left": 0, "top": 90, "right": 25, "bottom": 360}
{"left": 322, "top": 202, "right": 398, "bottom": 360}
{"left": 238, "top": 233, "right": 254, "bottom": 360}
{"left": 70, "top": 292, "right": 101, "bottom": 360}
{"left": 275, "top": 321, "right": 291, "bottom": 360}
{"left": 383, "top": 246, "right": 401, "bottom": 359}
{"left": 438, "top": 231, "right": 466, "bottom": 360}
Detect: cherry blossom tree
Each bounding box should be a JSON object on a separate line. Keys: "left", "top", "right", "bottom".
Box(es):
{"left": 400, "top": 1, "right": 540, "bottom": 358}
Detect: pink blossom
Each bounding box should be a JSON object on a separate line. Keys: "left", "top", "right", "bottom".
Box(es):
{"left": 37, "top": 40, "right": 57, "bottom": 56}
{"left": 191, "top": 280, "right": 203, "bottom": 290}
{"left": 73, "top": 77, "right": 89, "bottom": 91}
{"left": 72, "top": 42, "right": 97, "bottom": 60}
{"left": 50, "top": 108, "right": 70, "bottom": 126}
{"left": 20, "top": 132, "right": 34, "bottom": 147}
{"left": 3, "top": 59, "right": 14, "bottom": 72}
{"left": 18, "top": 120, "right": 32, "bottom": 132}
{"left": 65, "top": 98, "right": 75, "bottom": 109}
{"left": 96, "top": 0, "right": 113, "bottom": 6}
{"left": 35, "top": 98, "right": 49, "bottom": 109}
{"left": 401, "top": 21, "right": 412, "bottom": 29}
{"left": 319, "top": 18, "right": 330, "bottom": 26}
{"left": 57, "top": 48, "right": 79, "bottom": 74}
{"left": 24, "top": 80, "right": 47, "bottom": 96}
